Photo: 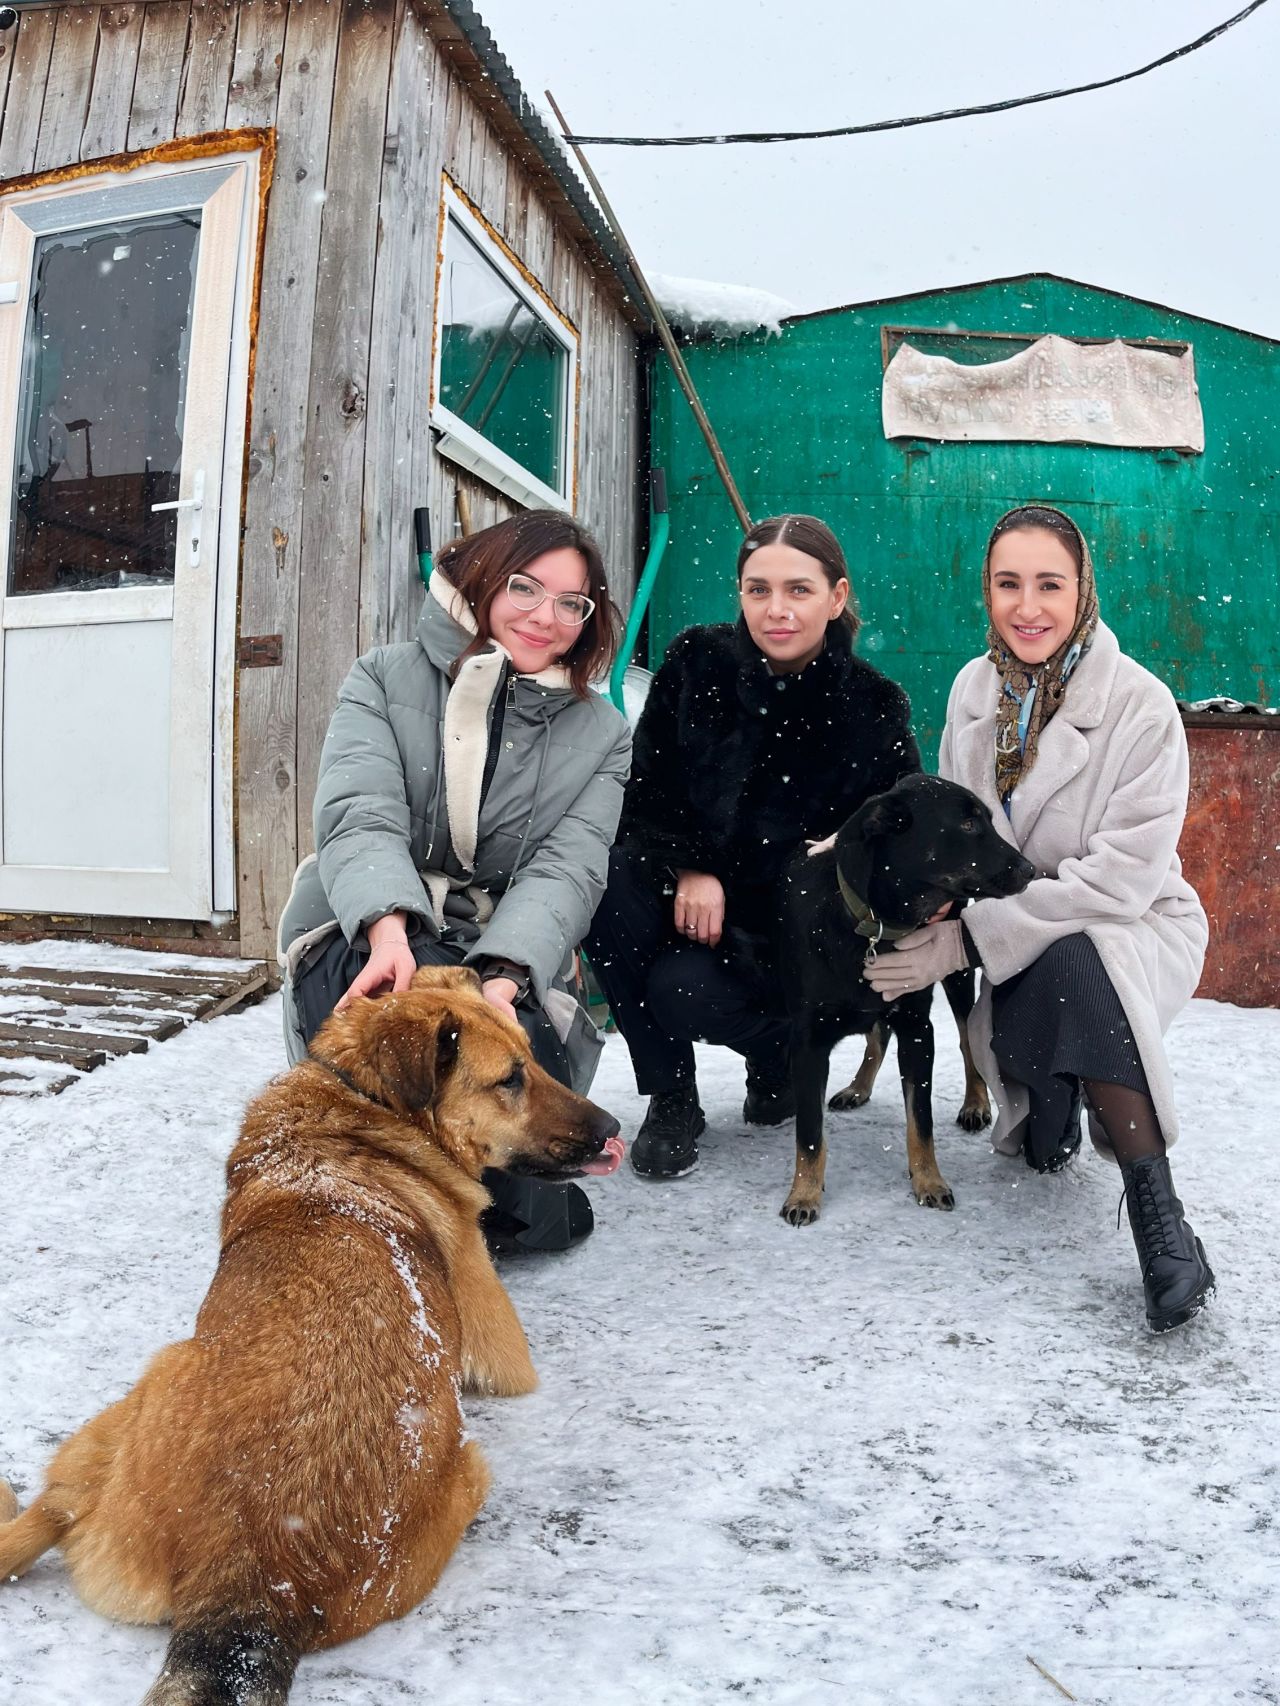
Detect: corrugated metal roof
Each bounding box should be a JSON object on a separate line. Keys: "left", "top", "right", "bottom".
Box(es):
{"left": 783, "top": 272, "right": 1280, "bottom": 347}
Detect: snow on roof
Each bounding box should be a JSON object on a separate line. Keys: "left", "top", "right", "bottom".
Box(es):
{"left": 650, "top": 272, "right": 796, "bottom": 339}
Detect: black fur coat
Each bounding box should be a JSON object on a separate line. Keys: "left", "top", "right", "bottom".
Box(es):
{"left": 619, "top": 620, "right": 921, "bottom": 917}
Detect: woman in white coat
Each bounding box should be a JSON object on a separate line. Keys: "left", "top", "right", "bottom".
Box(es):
{"left": 864, "top": 505, "right": 1213, "bottom": 1333}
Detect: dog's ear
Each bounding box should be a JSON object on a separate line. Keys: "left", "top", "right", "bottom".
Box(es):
{"left": 409, "top": 964, "right": 483, "bottom": 996}
{"left": 371, "top": 1010, "right": 463, "bottom": 1116}
{"left": 859, "top": 792, "right": 912, "bottom": 841}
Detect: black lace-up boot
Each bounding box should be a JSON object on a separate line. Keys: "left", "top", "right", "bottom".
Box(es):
{"left": 631, "top": 1087, "right": 705, "bottom": 1179}
{"left": 742, "top": 1057, "right": 796, "bottom": 1126}
{"left": 1121, "top": 1155, "right": 1215, "bottom": 1332}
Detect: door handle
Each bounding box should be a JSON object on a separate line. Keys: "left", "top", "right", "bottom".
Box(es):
{"left": 151, "top": 469, "right": 205, "bottom": 567}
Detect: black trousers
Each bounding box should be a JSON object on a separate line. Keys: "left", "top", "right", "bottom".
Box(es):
{"left": 990, "top": 932, "right": 1149, "bottom": 1161}
{"left": 584, "top": 847, "right": 789, "bottom": 1096}
{"left": 294, "top": 923, "right": 570, "bottom": 1086}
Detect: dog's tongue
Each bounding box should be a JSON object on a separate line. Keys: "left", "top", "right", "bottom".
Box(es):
{"left": 580, "top": 1134, "right": 625, "bottom": 1177}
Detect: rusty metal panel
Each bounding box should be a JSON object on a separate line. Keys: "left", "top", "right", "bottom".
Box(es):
{"left": 1179, "top": 723, "right": 1280, "bottom": 1006}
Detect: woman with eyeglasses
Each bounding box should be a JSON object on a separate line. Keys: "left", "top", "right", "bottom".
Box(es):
{"left": 278, "top": 510, "right": 631, "bottom": 1251}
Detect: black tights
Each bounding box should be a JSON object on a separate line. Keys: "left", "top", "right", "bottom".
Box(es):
{"left": 1083, "top": 1079, "right": 1167, "bottom": 1166}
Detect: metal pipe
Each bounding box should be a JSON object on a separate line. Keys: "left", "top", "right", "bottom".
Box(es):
{"left": 545, "top": 90, "right": 753, "bottom": 536}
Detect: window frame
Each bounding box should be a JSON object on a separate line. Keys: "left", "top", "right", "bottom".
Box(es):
{"left": 431, "top": 181, "right": 579, "bottom": 512}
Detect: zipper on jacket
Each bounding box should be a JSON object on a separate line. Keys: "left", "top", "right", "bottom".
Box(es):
{"left": 478, "top": 667, "right": 513, "bottom": 812}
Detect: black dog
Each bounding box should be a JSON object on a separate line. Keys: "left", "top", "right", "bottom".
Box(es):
{"left": 775, "top": 774, "right": 1033, "bottom": 1225}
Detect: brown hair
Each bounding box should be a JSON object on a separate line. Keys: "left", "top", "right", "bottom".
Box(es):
{"left": 435, "top": 510, "right": 620, "bottom": 698}
{"left": 985, "top": 505, "right": 1085, "bottom": 576}
{"left": 736, "top": 513, "right": 860, "bottom": 641}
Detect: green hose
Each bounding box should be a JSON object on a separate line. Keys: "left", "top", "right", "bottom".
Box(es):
{"left": 610, "top": 470, "right": 669, "bottom": 713}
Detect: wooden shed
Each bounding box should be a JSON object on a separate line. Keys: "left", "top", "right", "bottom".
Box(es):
{"left": 0, "top": 0, "right": 648, "bottom": 963}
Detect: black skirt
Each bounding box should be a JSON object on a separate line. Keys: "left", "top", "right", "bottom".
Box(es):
{"left": 990, "top": 932, "right": 1149, "bottom": 1164}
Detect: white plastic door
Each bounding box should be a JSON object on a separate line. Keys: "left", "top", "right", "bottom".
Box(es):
{"left": 0, "top": 160, "right": 251, "bottom": 919}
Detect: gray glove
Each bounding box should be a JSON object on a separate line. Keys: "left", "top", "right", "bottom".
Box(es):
{"left": 862, "top": 921, "right": 968, "bottom": 1000}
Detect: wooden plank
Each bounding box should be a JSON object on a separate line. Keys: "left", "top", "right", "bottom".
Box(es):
{"left": 0, "top": 1020, "right": 149, "bottom": 1056}
{"left": 0, "top": 1002, "right": 188, "bottom": 1039}
{"left": 81, "top": 3, "right": 146, "bottom": 160}
{"left": 233, "top": 0, "right": 342, "bottom": 960}
{"left": 176, "top": 0, "right": 236, "bottom": 136}
{"left": 0, "top": 964, "right": 246, "bottom": 995}
{"left": 0, "top": 981, "right": 202, "bottom": 1019}
{"left": 358, "top": 0, "right": 431, "bottom": 654}
{"left": 0, "top": 1070, "right": 79, "bottom": 1096}
{"left": 294, "top": 0, "right": 395, "bottom": 850}
{"left": 224, "top": 0, "right": 286, "bottom": 128}
{"left": 0, "top": 24, "right": 19, "bottom": 147}
{"left": 0, "top": 1035, "right": 106, "bottom": 1070}
{"left": 197, "top": 970, "right": 269, "bottom": 1019}
{"left": 0, "top": 8, "right": 57, "bottom": 179}
{"left": 33, "top": 4, "right": 99, "bottom": 173}
{"left": 126, "top": 1, "right": 191, "bottom": 151}
{"left": 390, "top": 11, "right": 446, "bottom": 644}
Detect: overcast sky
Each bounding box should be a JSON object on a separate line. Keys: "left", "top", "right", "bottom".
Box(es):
{"left": 474, "top": 0, "right": 1279, "bottom": 336}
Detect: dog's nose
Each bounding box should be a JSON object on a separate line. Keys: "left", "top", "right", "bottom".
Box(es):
{"left": 588, "top": 1107, "right": 621, "bottom": 1148}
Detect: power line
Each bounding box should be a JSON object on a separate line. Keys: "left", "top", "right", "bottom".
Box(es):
{"left": 565, "top": 0, "right": 1270, "bottom": 147}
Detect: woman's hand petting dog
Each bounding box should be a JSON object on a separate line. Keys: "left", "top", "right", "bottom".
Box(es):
{"left": 862, "top": 919, "right": 968, "bottom": 1000}
{"left": 337, "top": 912, "right": 416, "bottom": 1010}
{"left": 674, "top": 870, "right": 726, "bottom": 947}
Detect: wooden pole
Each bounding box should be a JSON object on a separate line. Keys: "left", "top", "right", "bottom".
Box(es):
{"left": 545, "top": 90, "right": 753, "bottom": 536}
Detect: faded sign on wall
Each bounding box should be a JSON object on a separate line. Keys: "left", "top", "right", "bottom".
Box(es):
{"left": 882, "top": 333, "right": 1204, "bottom": 452}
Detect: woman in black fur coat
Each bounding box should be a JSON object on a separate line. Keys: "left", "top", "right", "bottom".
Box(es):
{"left": 585, "top": 514, "right": 920, "bottom": 1178}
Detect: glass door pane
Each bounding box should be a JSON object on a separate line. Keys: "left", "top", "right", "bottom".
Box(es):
{"left": 9, "top": 212, "right": 201, "bottom": 596}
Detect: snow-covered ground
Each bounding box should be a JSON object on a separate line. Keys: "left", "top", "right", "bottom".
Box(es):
{"left": 2, "top": 985, "right": 1276, "bottom": 1706}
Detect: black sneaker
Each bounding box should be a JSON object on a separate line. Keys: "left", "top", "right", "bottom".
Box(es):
{"left": 631, "top": 1087, "right": 705, "bottom": 1179}
{"left": 480, "top": 1171, "right": 595, "bottom": 1254}
{"left": 742, "top": 1060, "right": 795, "bottom": 1126}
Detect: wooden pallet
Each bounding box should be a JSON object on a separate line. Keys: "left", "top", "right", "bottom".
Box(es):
{"left": 0, "top": 959, "right": 270, "bottom": 1099}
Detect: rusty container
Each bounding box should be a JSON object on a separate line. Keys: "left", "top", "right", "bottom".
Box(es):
{"left": 1178, "top": 715, "right": 1280, "bottom": 1006}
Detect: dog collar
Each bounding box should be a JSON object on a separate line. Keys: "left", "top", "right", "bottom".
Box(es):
{"left": 312, "top": 1057, "right": 395, "bottom": 1113}
{"left": 836, "top": 868, "right": 915, "bottom": 948}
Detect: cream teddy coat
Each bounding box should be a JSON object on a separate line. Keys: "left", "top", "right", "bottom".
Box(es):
{"left": 938, "top": 622, "right": 1208, "bottom": 1157}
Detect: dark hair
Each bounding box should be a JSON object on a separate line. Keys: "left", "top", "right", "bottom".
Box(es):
{"left": 986, "top": 505, "right": 1085, "bottom": 575}
{"left": 736, "top": 513, "right": 860, "bottom": 641}
{"left": 436, "top": 510, "right": 620, "bottom": 698}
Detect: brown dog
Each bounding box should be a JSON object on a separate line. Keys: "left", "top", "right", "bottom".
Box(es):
{"left": 0, "top": 965, "right": 622, "bottom": 1704}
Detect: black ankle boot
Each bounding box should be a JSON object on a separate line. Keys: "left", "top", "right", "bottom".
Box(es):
{"left": 742, "top": 1058, "right": 795, "bottom": 1126}
{"left": 1120, "top": 1155, "right": 1215, "bottom": 1332}
{"left": 632, "top": 1087, "right": 704, "bottom": 1179}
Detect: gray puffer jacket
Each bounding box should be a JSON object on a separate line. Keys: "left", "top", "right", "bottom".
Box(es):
{"left": 278, "top": 569, "right": 632, "bottom": 1089}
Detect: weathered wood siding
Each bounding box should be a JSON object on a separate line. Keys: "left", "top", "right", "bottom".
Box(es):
{"left": 0, "top": 0, "right": 643, "bottom": 959}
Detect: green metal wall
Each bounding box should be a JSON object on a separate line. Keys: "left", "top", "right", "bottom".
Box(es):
{"left": 648, "top": 275, "right": 1280, "bottom": 763}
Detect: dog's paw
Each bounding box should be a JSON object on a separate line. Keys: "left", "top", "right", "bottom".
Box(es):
{"left": 911, "top": 1174, "right": 956, "bottom": 1211}
{"left": 827, "top": 1083, "right": 869, "bottom": 1112}
{"left": 956, "top": 1100, "right": 992, "bottom": 1132}
{"left": 780, "top": 1194, "right": 822, "bottom": 1227}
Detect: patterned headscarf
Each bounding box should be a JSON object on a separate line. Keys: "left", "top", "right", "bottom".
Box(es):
{"left": 983, "top": 505, "right": 1100, "bottom": 804}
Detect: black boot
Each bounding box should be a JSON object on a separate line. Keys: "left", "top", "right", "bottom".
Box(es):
{"left": 1120, "top": 1155, "right": 1215, "bottom": 1332}
{"left": 742, "top": 1057, "right": 795, "bottom": 1126}
{"left": 1025, "top": 1084, "right": 1083, "bottom": 1174}
{"left": 632, "top": 1087, "right": 705, "bottom": 1179}
{"left": 480, "top": 1170, "right": 594, "bottom": 1254}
